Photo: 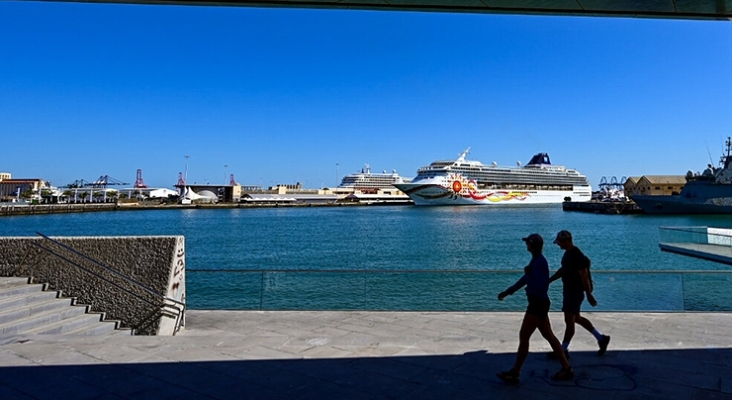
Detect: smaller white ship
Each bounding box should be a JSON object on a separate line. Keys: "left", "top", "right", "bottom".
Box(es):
{"left": 331, "top": 164, "right": 412, "bottom": 204}
{"left": 337, "top": 164, "right": 411, "bottom": 194}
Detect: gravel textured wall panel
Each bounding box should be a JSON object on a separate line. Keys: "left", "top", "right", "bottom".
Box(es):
{"left": 0, "top": 236, "right": 185, "bottom": 335}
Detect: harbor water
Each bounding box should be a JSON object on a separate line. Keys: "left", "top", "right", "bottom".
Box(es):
{"left": 1, "top": 205, "right": 731, "bottom": 312}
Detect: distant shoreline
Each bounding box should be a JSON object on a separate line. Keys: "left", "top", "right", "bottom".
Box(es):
{"left": 0, "top": 201, "right": 413, "bottom": 217}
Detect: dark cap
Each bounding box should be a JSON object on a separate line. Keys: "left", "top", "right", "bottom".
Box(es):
{"left": 553, "top": 230, "right": 572, "bottom": 244}
{"left": 522, "top": 233, "right": 544, "bottom": 246}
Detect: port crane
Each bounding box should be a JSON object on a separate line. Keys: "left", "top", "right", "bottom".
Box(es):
{"left": 62, "top": 175, "right": 129, "bottom": 189}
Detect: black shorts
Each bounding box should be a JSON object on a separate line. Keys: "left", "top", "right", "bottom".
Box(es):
{"left": 526, "top": 295, "right": 550, "bottom": 321}
{"left": 562, "top": 291, "right": 585, "bottom": 314}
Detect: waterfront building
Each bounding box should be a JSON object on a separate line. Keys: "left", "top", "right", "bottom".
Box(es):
{"left": 627, "top": 175, "right": 686, "bottom": 197}
{"left": 623, "top": 176, "right": 641, "bottom": 197}
{"left": 174, "top": 184, "right": 242, "bottom": 203}
{"left": 0, "top": 178, "right": 46, "bottom": 202}
{"left": 59, "top": 187, "right": 122, "bottom": 203}
{"left": 120, "top": 187, "right": 179, "bottom": 200}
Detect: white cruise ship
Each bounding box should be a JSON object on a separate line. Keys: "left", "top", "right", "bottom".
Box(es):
{"left": 393, "top": 148, "right": 592, "bottom": 206}
{"left": 338, "top": 164, "right": 411, "bottom": 194}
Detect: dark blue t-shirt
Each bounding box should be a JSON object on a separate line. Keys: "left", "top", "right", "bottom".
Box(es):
{"left": 559, "top": 246, "right": 590, "bottom": 293}
{"left": 505, "top": 254, "right": 550, "bottom": 299}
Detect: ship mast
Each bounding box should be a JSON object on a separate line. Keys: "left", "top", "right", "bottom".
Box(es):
{"left": 456, "top": 147, "right": 470, "bottom": 163}
{"left": 722, "top": 137, "right": 732, "bottom": 170}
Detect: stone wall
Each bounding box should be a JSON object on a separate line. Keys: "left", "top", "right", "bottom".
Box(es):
{"left": 0, "top": 236, "right": 185, "bottom": 335}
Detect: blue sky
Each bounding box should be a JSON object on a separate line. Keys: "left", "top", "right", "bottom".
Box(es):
{"left": 1, "top": 2, "right": 731, "bottom": 189}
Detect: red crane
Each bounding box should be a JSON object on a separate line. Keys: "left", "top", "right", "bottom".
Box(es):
{"left": 134, "top": 169, "right": 148, "bottom": 188}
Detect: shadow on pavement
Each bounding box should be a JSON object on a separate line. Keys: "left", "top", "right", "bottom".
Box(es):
{"left": 0, "top": 348, "right": 730, "bottom": 399}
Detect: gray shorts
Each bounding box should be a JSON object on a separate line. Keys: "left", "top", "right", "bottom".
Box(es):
{"left": 562, "top": 291, "right": 584, "bottom": 314}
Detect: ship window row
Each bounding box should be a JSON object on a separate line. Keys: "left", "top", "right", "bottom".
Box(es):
{"left": 470, "top": 176, "right": 587, "bottom": 185}
{"left": 422, "top": 168, "right": 587, "bottom": 182}
{"left": 452, "top": 168, "right": 583, "bottom": 179}
{"left": 414, "top": 174, "right": 588, "bottom": 186}
{"left": 478, "top": 183, "right": 574, "bottom": 191}
{"left": 471, "top": 175, "right": 587, "bottom": 185}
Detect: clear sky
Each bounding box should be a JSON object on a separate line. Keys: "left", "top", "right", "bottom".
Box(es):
{"left": 1, "top": 1, "right": 732, "bottom": 190}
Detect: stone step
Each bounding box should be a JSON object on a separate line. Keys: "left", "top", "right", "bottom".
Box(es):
{"left": 112, "top": 328, "right": 133, "bottom": 336}
{"left": 0, "top": 277, "right": 32, "bottom": 286}
{"left": 0, "top": 296, "right": 74, "bottom": 326}
{"left": 0, "top": 304, "right": 91, "bottom": 335}
{"left": 0, "top": 279, "right": 46, "bottom": 299}
{"left": 0, "top": 290, "right": 62, "bottom": 314}
{"left": 0, "top": 277, "right": 129, "bottom": 336}
{"left": 63, "top": 318, "right": 120, "bottom": 335}
{"left": 24, "top": 312, "right": 108, "bottom": 335}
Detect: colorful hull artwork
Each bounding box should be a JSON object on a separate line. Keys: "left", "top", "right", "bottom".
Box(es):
{"left": 441, "top": 174, "right": 529, "bottom": 202}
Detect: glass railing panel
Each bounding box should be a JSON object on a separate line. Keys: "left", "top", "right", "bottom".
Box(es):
{"left": 362, "top": 272, "right": 523, "bottom": 311}
{"left": 659, "top": 226, "right": 732, "bottom": 261}
{"left": 707, "top": 228, "right": 732, "bottom": 259}
{"left": 260, "top": 271, "right": 367, "bottom": 310}
{"left": 659, "top": 226, "right": 708, "bottom": 249}
{"left": 590, "top": 272, "right": 684, "bottom": 311}
{"left": 186, "top": 270, "right": 732, "bottom": 312}
{"left": 681, "top": 273, "right": 732, "bottom": 311}
{"left": 188, "top": 271, "right": 261, "bottom": 310}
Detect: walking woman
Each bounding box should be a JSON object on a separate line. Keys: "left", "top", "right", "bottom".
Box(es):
{"left": 496, "top": 233, "right": 574, "bottom": 384}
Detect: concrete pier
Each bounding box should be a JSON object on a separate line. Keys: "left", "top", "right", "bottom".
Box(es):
{"left": 1, "top": 310, "right": 731, "bottom": 399}
{"left": 562, "top": 200, "right": 644, "bottom": 214}
{"left": 0, "top": 202, "right": 377, "bottom": 217}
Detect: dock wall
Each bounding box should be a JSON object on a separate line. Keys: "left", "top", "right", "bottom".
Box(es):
{"left": 0, "top": 236, "right": 185, "bottom": 335}
{"left": 562, "top": 200, "right": 643, "bottom": 214}
{"left": 0, "top": 203, "right": 117, "bottom": 216}
{"left": 0, "top": 202, "right": 373, "bottom": 217}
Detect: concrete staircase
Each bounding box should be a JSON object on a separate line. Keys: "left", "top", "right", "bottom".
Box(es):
{"left": 0, "top": 277, "right": 130, "bottom": 336}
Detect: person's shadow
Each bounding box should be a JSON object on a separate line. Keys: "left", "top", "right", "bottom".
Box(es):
{"left": 0, "top": 346, "right": 723, "bottom": 399}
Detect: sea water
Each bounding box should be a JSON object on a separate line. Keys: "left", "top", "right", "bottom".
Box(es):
{"left": 1, "top": 205, "right": 731, "bottom": 311}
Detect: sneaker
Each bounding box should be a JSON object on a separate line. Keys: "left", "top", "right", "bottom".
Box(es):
{"left": 551, "top": 367, "right": 575, "bottom": 381}
{"left": 546, "top": 349, "right": 570, "bottom": 360}
{"left": 598, "top": 335, "right": 610, "bottom": 356}
{"left": 496, "top": 370, "right": 520, "bottom": 384}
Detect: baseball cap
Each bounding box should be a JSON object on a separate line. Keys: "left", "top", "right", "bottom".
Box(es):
{"left": 521, "top": 233, "right": 544, "bottom": 246}
{"left": 553, "top": 230, "right": 572, "bottom": 244}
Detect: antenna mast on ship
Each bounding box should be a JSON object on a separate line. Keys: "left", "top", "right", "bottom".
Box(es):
{"left": 723, "top": 137, "right": 732, "bottom": 169}
{"left": 457, "top": 147, "right": 470, "bottom": 163}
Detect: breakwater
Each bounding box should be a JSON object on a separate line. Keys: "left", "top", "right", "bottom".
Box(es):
{"left": 562, "top": 200, "right": 644, "bottom": 214}
{"left": 0, "top": 201, "right": 369, "bottom": 217}
{"left": 0, "top": 203, "right": 117, "bottom": 216}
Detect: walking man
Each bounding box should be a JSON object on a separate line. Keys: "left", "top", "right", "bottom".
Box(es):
{"left": 496, "top": 233, "right": 574, "bottom": 384}
{"left": 549, "top": 230, "right": 610, "bottom": 359}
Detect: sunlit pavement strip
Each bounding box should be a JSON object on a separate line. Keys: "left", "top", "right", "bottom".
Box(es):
{"left": 1, "top": 311, "right": 732, "bottom": 399}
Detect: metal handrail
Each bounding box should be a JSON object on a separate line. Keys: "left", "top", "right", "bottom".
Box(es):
{"left": 188, "top": 269, "right": 732, "bottom": 274}
{"left": 30, "top": 232, "right": 185, "bottom": 335}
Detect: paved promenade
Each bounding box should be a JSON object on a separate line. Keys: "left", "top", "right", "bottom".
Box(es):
{"left": 1, "top": 311, "right": 732, "bottom": 399}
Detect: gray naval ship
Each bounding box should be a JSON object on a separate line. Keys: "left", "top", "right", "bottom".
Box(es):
{"left": 632, "top": 137, "right": 732, "bottom": 214}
